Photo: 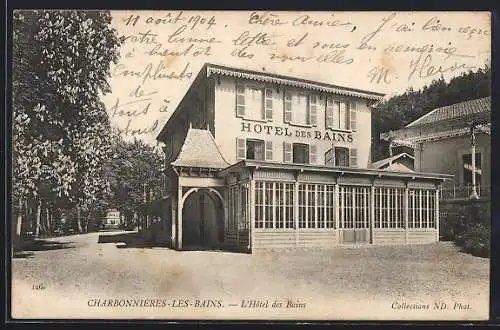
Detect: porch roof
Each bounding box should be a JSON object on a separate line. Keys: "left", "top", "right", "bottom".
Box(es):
{"left": 219, "top": 160, "right": 453, "bottom": 182}
{"left": 171, "top": 128, "right": 230, "bottom": 169}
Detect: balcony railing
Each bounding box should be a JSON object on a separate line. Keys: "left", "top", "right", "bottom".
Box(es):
{"left": 440, "top": 184, "right": 490, "bottom": 200}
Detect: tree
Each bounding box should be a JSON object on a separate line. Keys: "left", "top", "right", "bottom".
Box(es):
{"left": 371, "top": 67, "right": 491, "bottom": 162}
{"left": 104, "top": 136, "right": 164, "bottom": 229}
{"left": 12, "top": 10, "right": 121, "bottom": 242}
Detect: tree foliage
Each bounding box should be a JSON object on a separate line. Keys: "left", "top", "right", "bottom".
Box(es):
{"left": 12, "top": 10, "right": 121, "bottom": 237}
{"left": 372, "top": 67, "right": 491, "bottom": 161}
{"left": 104, "top": 136, "right": 164, "bottom": 228}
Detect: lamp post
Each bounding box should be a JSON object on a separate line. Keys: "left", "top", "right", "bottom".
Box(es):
{"left": 469, "top": 125, "right": 479, "bottom": 200}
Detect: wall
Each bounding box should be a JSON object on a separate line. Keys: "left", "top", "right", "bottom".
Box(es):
{"left": 161, "top": 76, "right": 210, "bottom": 165}
{"left": 214, "top": 76, "right": 373, "bottom": 167}
{"left": 418, "top": 133, "right": 490, "bottom": 187}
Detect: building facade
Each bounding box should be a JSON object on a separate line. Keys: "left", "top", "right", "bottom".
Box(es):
{"left": 102, "top": 209, "right": 121, "bottom": 230}
{"left": 147, "top": 63, "right": 451, "bottom": 252}
{"left": 381, "top": 97, "right": 491, "bottom": 200}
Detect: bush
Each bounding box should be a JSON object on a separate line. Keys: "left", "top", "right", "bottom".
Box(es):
{"left": 441, "top": 201, "right": 490, "bottom": 258}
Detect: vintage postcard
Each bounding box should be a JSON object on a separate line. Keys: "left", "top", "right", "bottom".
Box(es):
{"left": 10, "top": 10, "right": 491, "bottom": 320}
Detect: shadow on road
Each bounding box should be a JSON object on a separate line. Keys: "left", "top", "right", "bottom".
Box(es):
{"left": 13, "top": 239, "right": 75, "bottom": 258}
{"left": 13, "top": 251, "right": 34, "bottom": 259}
{"left": 182, "top": 245, "right": 249, "bottom": 254}
{"left": 98, "top": 232, "right": 166, "bottom": 249}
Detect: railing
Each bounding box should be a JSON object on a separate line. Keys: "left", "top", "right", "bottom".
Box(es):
{"left": 440, "top": 184, "right": 490, "bottom": 200}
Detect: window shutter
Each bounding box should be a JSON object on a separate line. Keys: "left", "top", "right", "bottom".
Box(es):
{"left": 309, "top": 145, "right": 317, "bottom": 164}
{"left": 349, "top": 101, "right": 357, "bottom": 131}
{"left": 349, "top": 148, "right": 358, "bottom": 168}
{"left": 309, "top": 94, "right": 318, "bottom": 126}
{"left": 236, "top": 138, "right": 246, "bottom": 160}
{"left": 265, "top": 140, "right": 273, "bottom": 161}
{"left": 284, "top": 91, "right": 292, "bottom": 123}
{"left": 265, "top": 88, "right": 273, "bottom": 120}
{"left": 325, "top": 148, "right": 334, "bottom": 166}
{"left": 236, "top": 84, "right": 245, "bottom": 117}
{"left": 283, "top": 141, "right": 292, "bottom": 163}
{"left": 340, "top": 102, "right": 347, "bottom": 130}
{"left": 325, "top": 97, "right": 334, "bottom": 129}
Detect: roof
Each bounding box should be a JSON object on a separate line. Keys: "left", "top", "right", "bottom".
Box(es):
{"left": 370, "top": 152, "right": 414, "bottom": 169}
{"left": 157, "top": 63, "right": 385, "bottom": 141}
{"left": 220, "top": 160, "right": 452, "bottom": 181}
{"left": 205, "top": 63, "right": 385, "bottom": 101}
{"left": 171, "top": 127, "right": 229, "bottom": 169}
{"left": 406, "top": 96, "right": 491, "bottom": 128}
{"left": 383, "top": 162, "right": 414, "bottom": 173}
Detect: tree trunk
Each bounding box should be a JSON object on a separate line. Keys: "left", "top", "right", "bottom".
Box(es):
{"left": 46, "top": 206, "right": 50, "bottom": 236}
{"left": 14, "top": 199, "right": 23, "bottom": 247}
{"left": 35, "top": 199, "right": 41, "bottom": 237}
{"left": 77, "top": 206, "right": 82, "bottom": 233}
{"left": 84, "top": 213, "right": 89, "bottom": 233}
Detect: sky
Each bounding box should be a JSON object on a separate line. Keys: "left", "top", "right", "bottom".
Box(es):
{"left": 101, "top": 11, "right": 491, "bottom": 145}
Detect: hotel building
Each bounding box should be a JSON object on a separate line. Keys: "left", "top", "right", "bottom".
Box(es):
{"left": 146, "top": 63, "right": 451, "bottom": 251}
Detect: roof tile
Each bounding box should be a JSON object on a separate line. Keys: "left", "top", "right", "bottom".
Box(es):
{"left": 406, "top": 96, "right": 490, "bottom": 128}
{"left": 171, "top": 128, "right": 229, "bottom": 169}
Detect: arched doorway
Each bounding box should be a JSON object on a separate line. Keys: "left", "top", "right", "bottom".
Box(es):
{"left": 181, "top": 189, "right": 224, "bottom": 249}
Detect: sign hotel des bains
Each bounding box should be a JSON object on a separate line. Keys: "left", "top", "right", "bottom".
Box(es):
{"left": 142, "top": 63, "right": 451, "bottom": 251}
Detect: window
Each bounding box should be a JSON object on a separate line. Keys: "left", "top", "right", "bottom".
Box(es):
{"left": 374, "top": 187, "right": 405, "bottom": 228}
{"left": 339, "top": 186, "right": 370, "bottom": 229}
{"left": 239, "top": 184, "right": 249, "bottom": 230}
{"left": 284, "top": 142, "right": 317, "bottom": 165}
{"left": 408, "top": 189, "right": 436, "bottom": 229}
{"left": 236, "top": 84, "right": 273, "bottom": 121}
{"left": 293, "top": 143, "right": 309, "bottom": 164}
{"left": 227, "top": 183, "right": 250, "bottom": 232}
{"left": 228, "top": 185, "right": 239, "bottom": 231}
{"left": 462, "top": 152, "right": 482, "bottom": 186}
{"left": 283, "top": 91, "right": 318, "bottom": 126}
{"left": 275, "top": 183, "right": 294, "bottom": 228}
{"left": 297, "top": 183, "right": 336, "bottom": 229}
{"left": 325, "top": 147, "right": 357, "bottom": 168}
{"left": 246, "top": 139, "right": 265, "bottom": 161}
{"left": 325, "top": 98, "right": 356, "bottom": 131}
{"left": 255, "top": 181, "right": 294, "bottom": 229}
{"left": 335, "top": 147, "right": 349, "bottom": 167}
{"left": 236, "top": 138, "right": 273, "bottom": 161}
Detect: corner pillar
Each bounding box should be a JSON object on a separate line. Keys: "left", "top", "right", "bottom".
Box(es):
{"left": 177, "top": 185, "right": 183, "bottom": 250}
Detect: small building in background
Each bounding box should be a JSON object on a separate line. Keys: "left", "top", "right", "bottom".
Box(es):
{"left": 381, "top": 97, "right": 491, "bottom": 200}
{"left": 102, "top": 209, "right": 121, "bottom": 230}
{"left": 369, "top": 152, "right": 415, "bottom": 172}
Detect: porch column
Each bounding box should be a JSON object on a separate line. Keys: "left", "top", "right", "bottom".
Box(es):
{"left": 335, "top": 183, "right": 340, "bottom": 244}
{"left": 223, "top": 188, "right": 228, "bottom": 246}
{"left": 404, "top": 184, "right": 409, "bottom": 244}
{"left": 249, "top": 179, "right": 255, "bottom": 251}
{"left": 370, "top": 184, "right": 375, "bottom": 244}
{"left": 470, "top": 125, "right": 479, "bottom": 199}
{"left": 177, "top": 184, "right": 183, "bottom": 250}
{"left": 171, "top": 197, "right": 177, "bottom": 247}
{"left": 294, "top": 180, "right": 299, "bottom": 247}
{"left": 435, "top": 187, "right": 440, "bottom": 242}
